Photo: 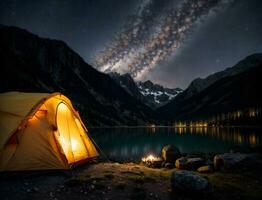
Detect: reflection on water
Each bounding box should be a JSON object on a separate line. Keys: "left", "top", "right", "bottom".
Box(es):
{"left": 89, "top": 127, "right": 261, "bottom": 161}
{"left": 174, "top": 127, "right": 259, "bottom": 145}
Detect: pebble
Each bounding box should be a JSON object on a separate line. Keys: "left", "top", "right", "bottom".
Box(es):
{"left": 49, "top": 192, "right": 54, "bottom": 197}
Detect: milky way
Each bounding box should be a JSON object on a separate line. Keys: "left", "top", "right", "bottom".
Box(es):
{"left": 93, "top": 0, "right": 233, "bottom": 80}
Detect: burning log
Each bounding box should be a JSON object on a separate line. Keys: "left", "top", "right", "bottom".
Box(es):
{"left": 141, "top": 154, "right": 163, "bottom": 168}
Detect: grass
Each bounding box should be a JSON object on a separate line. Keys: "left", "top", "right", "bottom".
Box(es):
{"left": 114, "top": 181, "right": 127, "bottom": 190}
{"left": 66, "top": 162, "right": 262, "bottom": 200}
{"left": 128, "top": 176, "right": 145, "bottom": 184}
{"left": 121, "top": 170, "right": 144, "bottom": 175}
{"left": 143, "top": 175, "right": 157, "bottom": 183}
{"left": 93, "top": 181, "right": 106, "bottom": 190}
{"left": 130, "top": 186, "right": 147, "bottom": 200}
{"left": 203, "top": 172, "right": 262, "bottom": 200}
{"left": 103, "top": 173, "right": 114, "bottom": 179}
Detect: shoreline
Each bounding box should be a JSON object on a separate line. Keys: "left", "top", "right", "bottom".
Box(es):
{"left": 1, "top": 154, "right": 262, "bottom": 200}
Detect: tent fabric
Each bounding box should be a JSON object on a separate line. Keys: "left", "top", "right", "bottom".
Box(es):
{"left": 0, "top": 92, "right": 99, "bottom": 171}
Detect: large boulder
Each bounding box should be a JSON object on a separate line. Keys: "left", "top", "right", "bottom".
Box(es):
{"left": 175, "top": 157, "right": 205, "bottom": 170}
{"left": 214, "top": 153, "right": 251, "bottom": 171}
{"left": 171, "top": 171, "right": 211, "bottom": 194}
{"left": 162, "top": 145, "right": 181, "bottom": 163}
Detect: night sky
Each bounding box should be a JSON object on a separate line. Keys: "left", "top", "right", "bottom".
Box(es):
{"left": 1, "top": 0, "right": 262, "bottom": 88}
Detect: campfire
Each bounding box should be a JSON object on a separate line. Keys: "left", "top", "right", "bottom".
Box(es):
{"left": 141, "top": 154, "right": 162, "bottom": 168}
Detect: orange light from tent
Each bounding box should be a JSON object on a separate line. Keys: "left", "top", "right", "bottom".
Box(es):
{"left": 35, "top": 109, "right": 47, "bottom": 117}
{"left": 27, "top": 115, "right": 38, "bottom": 124}
{"left": 27, "top": 109, "right": 48, "bottom": 125}
{"left": 56, "top": 102, "right": 89, "bottom": 163}
{"left": 75, "top": 118, "right": 85, "bottom": 132}
{"left": 71, "top": 138, "right": 79, "bottom": 152}
{"left": 58, "top": 103, "right": 68, "bottom": 112}
{"left": 58, "top": 135, "right": 71, "bottom": 156}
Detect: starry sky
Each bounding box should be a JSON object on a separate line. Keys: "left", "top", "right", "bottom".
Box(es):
{"left": 0, "top": 0, "right": 262, "bottom": 88}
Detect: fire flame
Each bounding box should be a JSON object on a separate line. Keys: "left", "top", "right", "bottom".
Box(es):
{"left": 141, "top": 154, "right": 162, "bottom": 162}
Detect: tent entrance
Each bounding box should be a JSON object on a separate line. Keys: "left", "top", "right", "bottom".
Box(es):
{"left": 56, "top": 103, "right": 89, "bottom": 164}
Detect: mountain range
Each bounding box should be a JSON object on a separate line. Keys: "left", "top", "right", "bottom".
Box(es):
{"left": 0, "top": 24, "right": 154, "bottom": 126}
{"left": 109, "top": 72, "right": 182, "bottom": 108}
{"left": 157, "top": 53, "right": 262, "bottom": 123}
{"left": 0, "top": 24, "right": 261, "bottom": 126}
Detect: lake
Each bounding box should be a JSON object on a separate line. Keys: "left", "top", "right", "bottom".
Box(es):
{"left": 89, "top": 127, "right": 261, "bottom": 161}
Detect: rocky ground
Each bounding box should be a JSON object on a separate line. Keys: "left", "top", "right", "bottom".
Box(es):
{"left": 1, "top": 152, "right": 262, "bottom": 200}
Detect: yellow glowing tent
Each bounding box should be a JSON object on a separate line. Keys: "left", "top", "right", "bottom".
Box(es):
{"left": 0, "top": 92, "right": 99, "bottom": 171}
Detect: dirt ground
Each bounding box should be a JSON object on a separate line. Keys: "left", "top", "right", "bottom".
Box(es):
{"left": 1, "top": 160, "right": 262, "bottom": 200}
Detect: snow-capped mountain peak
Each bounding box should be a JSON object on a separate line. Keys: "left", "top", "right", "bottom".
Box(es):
{"left": 109, "top": 73, "right": 183, "bottom": 108}
{"left": 137, "top": 80, "right": 183, "bottom": 106}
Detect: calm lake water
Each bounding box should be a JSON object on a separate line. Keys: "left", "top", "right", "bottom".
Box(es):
{"left": 89, "top": 127, "right": 261, "bottom": 161}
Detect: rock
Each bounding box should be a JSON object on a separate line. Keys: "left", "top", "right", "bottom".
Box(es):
{"left": 197, "top": 165, "right": 213, "bottom": 173}
{"left": 164, "top": 162, "right": 175, "bottom": 169}
{"left": 162, "top": 145, "right": 181, "bottom": 163}
{"left": 214, "top": 153, "right": 251, "bottom": 170}
{"left": 175, "top": 157, "right": 205, "bottom": 170}
{"left": 26, "top": 188, "right": 31, "bottom": 193}
{"left": 143, "top": 160, "right": 162, "bottom": 168}
{"left": 59, "top": 185, "right": 65, "bottom": 189}
{"left": 175, "top": 157, "right": 186, "bottom": 169}
{"left": 171, "top": 171, "right": 211, "bottom": 194}
{"left": 33, "top": 187, "right": 39, "bottom": 192}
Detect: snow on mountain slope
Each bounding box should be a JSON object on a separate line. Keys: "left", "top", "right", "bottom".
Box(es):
{"left": 137, "top": 80, "right": 183, "bottom": 106}
{"left": 109, "top": 72, "right": 182, "bottom": 108}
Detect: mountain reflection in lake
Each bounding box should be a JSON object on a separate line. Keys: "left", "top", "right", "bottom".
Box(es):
{"left": 89, "top": 127, "right": 261, "bottom": 161}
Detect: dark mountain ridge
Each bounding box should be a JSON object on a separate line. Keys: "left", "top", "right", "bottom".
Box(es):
{"left": 157, "top": 54, "right": 262, "bottom": 124}
{"left": 182, "top": 53, "right": 262, "bottom": 99}
{"left": 1, "top": 24, "right": 261, "bottom": 126}
{"left": 109, "top": 72, "right": 146, "bottom": 103}
{"left": 0, "top": 24, "right": 154, "bottom": 126}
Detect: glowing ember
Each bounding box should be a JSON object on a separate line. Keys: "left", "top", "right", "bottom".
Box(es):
{"left": 141, "top": 154, "right": 162, "bottom": 162}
